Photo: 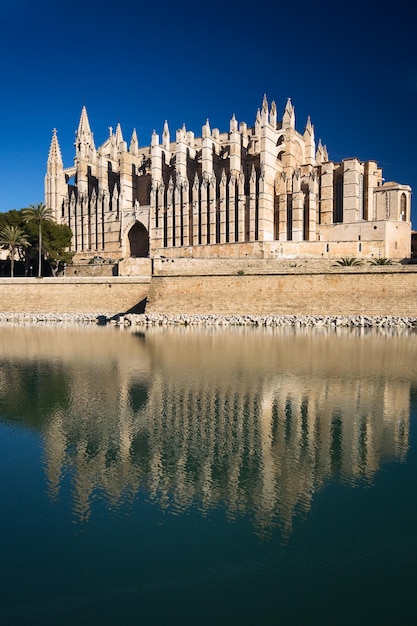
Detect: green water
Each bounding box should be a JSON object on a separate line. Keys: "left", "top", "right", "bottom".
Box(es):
{"left": 0, "top": 324, "right": 416, "bottom": 625}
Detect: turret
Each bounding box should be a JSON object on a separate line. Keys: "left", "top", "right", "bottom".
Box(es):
{"left": 202, "top": 119, "right": 213, "bottom": 178}
{"left": 151, "top": 130, "right": 162, "bottom": 183}
{"left": 175, "top": 124, "right": 187, "bottom": 181}
{"left": 229, "top": 114, "right": 241, "bottom": 175}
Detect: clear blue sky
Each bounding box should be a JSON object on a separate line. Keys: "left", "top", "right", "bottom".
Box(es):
{"left": 0, "top": 0, "right": 415, "bottom": 220}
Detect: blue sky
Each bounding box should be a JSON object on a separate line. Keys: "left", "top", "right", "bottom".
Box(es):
{"left": 0, "top": 0, "right": 415, "bottom": 220}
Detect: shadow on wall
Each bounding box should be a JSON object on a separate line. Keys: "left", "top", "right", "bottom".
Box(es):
{"left": 123, "top": 298, "right": 147, "bottom": 315}
{"left": 98, "top": 299, "right": 147, "bottom": 325}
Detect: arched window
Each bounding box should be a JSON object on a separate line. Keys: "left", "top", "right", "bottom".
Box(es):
{"left": 400, "top": 193, "right": 407, "bottom": 221}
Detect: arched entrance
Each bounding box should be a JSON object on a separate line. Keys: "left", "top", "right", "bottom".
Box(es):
{"left": 128, "top": 221, "right": 149, "bottom": 257}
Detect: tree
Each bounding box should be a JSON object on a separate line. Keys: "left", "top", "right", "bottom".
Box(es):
{"left": 22, "top": 203, "right": 55, "bottom": 277}
{"left": 39, "top": 221, "right": 74, "bottom": 276}
{"left": 0, "top": 225, "right": 30, "bottom": 277}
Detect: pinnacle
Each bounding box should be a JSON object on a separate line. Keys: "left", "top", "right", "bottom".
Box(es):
{"left": 77, "top": 105, "right": 92, "bottom": 136}
{"left": 47, "top": 128, "right": 63, "bottom": 165}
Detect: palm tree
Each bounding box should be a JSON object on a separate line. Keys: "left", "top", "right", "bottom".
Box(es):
{"left": 369, "top": 258, "right": 394, "bottom": 265}
{"left": 334, "top": 257, "right": 363, "bottom": 266}
{"left": 22, "top": 203, "right": 55, "bottom": 277}
{"left": 0, "top": 225, "right": 30, "bottom": 277}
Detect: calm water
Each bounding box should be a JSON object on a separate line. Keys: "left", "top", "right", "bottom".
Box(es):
{"left": 0, "top": 324, "right": 416, "bottom": 625}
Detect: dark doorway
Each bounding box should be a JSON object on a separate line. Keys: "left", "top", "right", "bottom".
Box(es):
{"left": 128, "top": 222, "right": 149, "bottom": 257}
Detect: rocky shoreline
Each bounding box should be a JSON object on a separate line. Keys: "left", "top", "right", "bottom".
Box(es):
{"left": 1, "top": 312, "right": 417, "bottom": 329}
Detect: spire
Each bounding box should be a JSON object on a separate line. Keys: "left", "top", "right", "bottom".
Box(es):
{"left": 304, "top": 115, "right": 313, "bottom": 135}
{"left": 162, "top": 120, "right": 170, "bottom": 151}
{"left": 115, "top": 122, "right": 124, "bottom": 144}
{"left": 129, "top": 128, "right": 139, "bottom": 155}
{"left": 316, "top": 139, "right": 325, "bottom": 164}
{"left": 45, "top": 128, "right": 65, "bottom": 212}
{"left": 282, "top": 98, "right": 295, "bottom": 129}
{"left": 75, "top": 105, "right": 95, "bottom": 156}
{"left": 304, "top": 116, "right": 315, "bottom": 165}
{"left": 270, "top": 101, "right": 277, "bottom": 128}
{"left": 261, "top": 94, "right": 268, "bottom": 124}
{"left": 255, "top": 108, "right": 261, "bottom": 135}
{"left": 77, "top": 105, "right": 92, "bottom": 137}
{"left": 47, "top": 128, "right": 63, "bottom": 167}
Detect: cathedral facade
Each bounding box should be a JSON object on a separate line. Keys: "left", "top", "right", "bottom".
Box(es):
{"left": 45, "top": 96, "right": 412, "bottom": 267}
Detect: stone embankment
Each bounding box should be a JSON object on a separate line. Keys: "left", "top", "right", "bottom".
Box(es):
{"left": 114, "top": 313, "right": 417, "bottom": 328}
{"left": 0, "top": 313, "right": 101, "bottom": 325}
{"left": 2, "top": 312, "right": 417, "bottom": 329}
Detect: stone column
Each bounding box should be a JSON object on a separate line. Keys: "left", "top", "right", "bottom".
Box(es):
{"left": 219, "top": 171, "right": 227, "bottom": 244}
{"left": 319, "top": 162, "right": 334, "bottom": 225}
{"left": 343, "top": 158, "right": 363, "bottom": 223}
{"left": 291, "top": 171, "right": 304, "bottom": 242}
{"left": 228, "top": 174, "right": 236, "bottom": 243}
{"left": 200, "top": 179, "right": 208, "bottom": 245}
{"left": 192, "top": 175, "right": 200, "bottom": 246}
{"left": 249, "top": 166, "right": 257, "bottom": 241}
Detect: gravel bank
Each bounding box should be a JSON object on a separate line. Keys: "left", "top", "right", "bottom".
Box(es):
{"left": 1, "top": 312, "right": 417, "bottom": 328}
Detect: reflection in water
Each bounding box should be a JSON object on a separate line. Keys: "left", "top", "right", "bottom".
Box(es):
{"left": 0, "top": 325, "right": 414, "bottom": 537}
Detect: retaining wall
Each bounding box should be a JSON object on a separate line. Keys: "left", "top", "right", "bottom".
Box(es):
{"left": 1, "top": 264, "right": 417, "bottom": 318}
{"left": 0, "top": 277, "right": 150, "bottom": 315}
{"left": 147, "top": 262, "right": 417, "bottom": 317}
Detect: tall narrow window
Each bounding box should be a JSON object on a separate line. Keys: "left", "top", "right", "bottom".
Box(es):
{"left": 287, "top": 194, "right": 293, "bottom": 241}
{"left": 303, "top": 192, "right": 310, "bottom": 240}
{"left": 333, "top": 173, "right": 343, "bottom": 223}
{"left": 274, "top": 193, "right": 279, "bottom": 240}
{"left": 400, "top": 193, "right": 407, "bottom": 221}
{"left": 358, "top": 174, "right": 364, "bottom": 220}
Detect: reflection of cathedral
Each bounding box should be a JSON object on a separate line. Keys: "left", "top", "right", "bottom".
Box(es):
{"left": 0, "top": 326, "right": 411, "bottom": 535}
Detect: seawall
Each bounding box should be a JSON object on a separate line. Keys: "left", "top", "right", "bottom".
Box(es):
{"left": 1, "top": 261, "right": 417, "bottom": 318}
{"left": 0, "top": 277, "right": 150, "bottom": 315}
{"left": 147, "top": 259, "right": 417, "bottom": 317}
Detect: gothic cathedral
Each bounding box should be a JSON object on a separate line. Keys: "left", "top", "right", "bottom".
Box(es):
{"left": 45, "top": 96, "right": 412, "bottom": 269}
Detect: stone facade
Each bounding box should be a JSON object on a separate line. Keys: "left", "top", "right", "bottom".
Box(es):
{"left": 45, "top": 97, "right": 412, "bottom": 269}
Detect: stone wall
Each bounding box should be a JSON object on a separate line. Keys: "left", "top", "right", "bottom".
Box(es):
{"left": 1, "top": 264, "right": 417, "bottom": 318}
{"left": 0, "top": 277, "right": 150, "bottom": 315}
{"left": 147, "top": 261, "right": 417, "bottom": 317}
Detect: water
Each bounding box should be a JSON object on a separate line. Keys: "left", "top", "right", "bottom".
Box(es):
{"left": 0, "top": 324, "right": 416, "bottom": 625}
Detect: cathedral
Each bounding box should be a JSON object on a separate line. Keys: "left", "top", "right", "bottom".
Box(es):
{"left": 45, "top": 96, "right": 412, "bottom": 269}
